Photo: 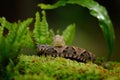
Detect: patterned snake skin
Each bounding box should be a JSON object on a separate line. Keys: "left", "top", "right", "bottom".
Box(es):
{"left": 37, "top": 45, "right": 95, "bottom": 63}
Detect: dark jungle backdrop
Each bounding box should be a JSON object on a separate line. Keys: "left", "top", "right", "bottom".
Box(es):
{"left": 0, "top": 0, "right": 120, "bottom": 61}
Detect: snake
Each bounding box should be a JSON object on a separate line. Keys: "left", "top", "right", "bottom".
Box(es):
{"left": 37, "top": 35, "right": 95, "bottom": 63}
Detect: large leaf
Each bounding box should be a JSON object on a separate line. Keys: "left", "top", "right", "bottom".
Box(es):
{"left": 38, "top": 0, "right": 115, "bottom": 59}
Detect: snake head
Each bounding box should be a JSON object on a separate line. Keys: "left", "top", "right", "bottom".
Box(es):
{"left": 53, "top": 35, "right": 66, "bottom": 47}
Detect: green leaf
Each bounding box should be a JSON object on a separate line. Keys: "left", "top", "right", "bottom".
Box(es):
{"left": 62, "top": 24, "right": 75, "bottom": 45}
{"left": 33, "top": 11, "right": 50, "bottom": 44}
{"left": 38, "top": 0, "right": 115, "bottom": 59}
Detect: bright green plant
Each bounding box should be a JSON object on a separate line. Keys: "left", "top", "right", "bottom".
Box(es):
{"left": 62, "top": 24, "right": 75, "bottom": 45}
{"left": 0, "top": 10, "right": 76, "bottom": 79}
{"left": 33, "top": 11, "right": 51, "bottom": 44}
{"left": 0, "top": 17, "right": 33, "bottom": 79}
{"left": 7, "top": 55, "right": 120, "bottom": 80}
{"left": 38, "top": 0, "right": 115, "bottom": 60}
{"left": 33, "top": 10, "right": 75, "bottom": 45}
{"left": 0, "top": 0, "right": 116, "bottom": 79}
{"left": 0, "top": 17, "right": 33, "bottom": 63}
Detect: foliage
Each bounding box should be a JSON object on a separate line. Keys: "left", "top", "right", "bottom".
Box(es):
{"left": 38, "top": 0, "right": 115, "bottom": 59}
{"left": 0, "top": 17, "right": 33, "bottom": 79}
{"left": 0, "top": 10, "right": 76, "bottom": 79}
{"left": 33, "top": 11, "right": 51, "bottom": 45}
{"left": 33, "top": 11, "right": 75, "bottom": 45}
{"left": 7, "top": 55, "right": 120, "bottom": 80}
{"left": 0, "top": 17, "right": 33, "bottom": 66}
{"left": 0, "top": 0, "right": 117, "bottom": 79}
{"left": 62, "top": 24, "right": 75, "bottom": 45}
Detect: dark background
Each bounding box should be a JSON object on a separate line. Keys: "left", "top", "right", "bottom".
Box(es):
{"left": 0, "top": 0, "right": 120, "bottom": 61}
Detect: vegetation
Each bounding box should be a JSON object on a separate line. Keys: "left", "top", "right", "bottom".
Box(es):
{"left": 0, "top": 10, "right": 75, "bottom": 79}
{"left": 0, "top": 18, "right": 33, "bottom": 79}
{"left": 0, "top": 0, "right": 118, "bottom": 80}
{"left": 7, "top": 55, "right": 120, "bottom": 80}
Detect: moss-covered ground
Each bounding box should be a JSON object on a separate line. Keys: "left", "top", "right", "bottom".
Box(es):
{"left": 7, "top": 55, "right": 120, "bottom": 80}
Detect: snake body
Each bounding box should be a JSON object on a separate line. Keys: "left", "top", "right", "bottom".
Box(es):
{"left": 37, "top": 35, "right": 95, "bottom": 63}
{"left": 37, "top": 45, "right": 95, "bottom": 63}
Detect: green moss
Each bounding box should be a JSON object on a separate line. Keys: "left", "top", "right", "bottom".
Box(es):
{"left": 8, "top": 55, "right": 120, "bottom": 80}
{"left": 7, "top": 55, "right": 120, "bottom": 80}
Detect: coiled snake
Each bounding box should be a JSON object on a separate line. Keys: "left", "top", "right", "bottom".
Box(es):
{"left": 37, "top": 35, "right": 95, "bottom": 63}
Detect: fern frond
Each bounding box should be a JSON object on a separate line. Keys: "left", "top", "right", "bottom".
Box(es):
{"left": 22, "top": 28, "right": 34, "bottom": 49}
{"left": 3, "top": 18, "right": 33, "bottom": 46}
{"left": 0, "top": 26, "right": 4, "bottom": 43}
{"left": 33, "top": 11, "right": 41, "bottom": 44}
{"left": 33, "top": 11, "right": 50, "bottom": 44}
{"left": 62, "top": 24, "right": 76, "bottom": 45}
{"left": 0, "top": 18, "right": 12, "bottom": 69}
{"left": 15, "top": 18, "right": 33, "bottom": 43}
{"left": 0, "top": 17, "right": 13, "bottom": 30}
{"left": 0, "top": 18, "right": 18, "bottom": 62}
{"left": 0, "top": 18, "right": 33, "bottom": 60}
{"left": 0, "top": 26, "right": 5, "bottom": 66}
{"left": 48, "top": 29, "right": 55, "bottom": 45}
{"left": 11, "top": 18, "right": 33, "bottom": 57}
{"left": 5, "top": 23, "right": 18, "bottom": 46}
{"left": 19, "top": 28, "right": 36, "bottom": 55}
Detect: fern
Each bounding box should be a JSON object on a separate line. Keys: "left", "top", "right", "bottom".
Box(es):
{"left": 20, "top": 28, "right": 36, "bottom": 55}
{"left": 22, "top": 28, "right": 34, "bottom": 49}
{"left": 0, "top": 26, "right": 5, "bottom": 68}
{"left": 33, "top": 10, "right": 75, "bottom": 45}
{"left": 0, "top": 17, "right": 33, "bottom": 79}
{"left": 15, "top": 19, "right": 33, "bottom": 43}
{"left": 62, "top": 24, "right": 75, "bottom": 45}
{"left": 0, "top": 10, "right": 76, "bottom": 79}
{"left": 33, "top": 11, "right": 51, "bottom": 44}
{"left": 0, "top": 17, "right": 13, "bottom": 30}
{"left": 0, "top": 26, "right": 4, "bottom": 44}
{"left": 0, "top": 10, "right": 75, "bottom": 70}
{"left": 6, "top": 18, "right": 33, "bottom": 58}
